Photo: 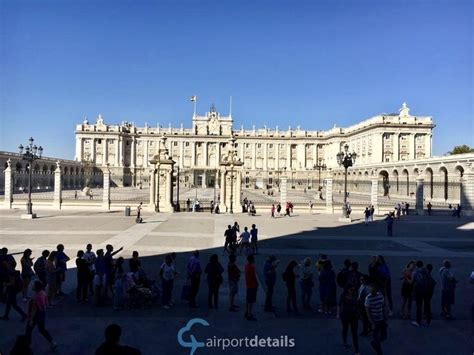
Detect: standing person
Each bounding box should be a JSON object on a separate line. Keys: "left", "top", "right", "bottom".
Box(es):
{"left": 411, "top": 260, "right": 429, "bottom": 327}
{"left": 210, "top": 200, "right": 214, "bottom": 214}
{"left": 337, "top": 259, "right": 352, "bottom": 291}
{"left": 55, "top": 244, "right": 70, "bottom": 296}
{"left": 358, "top": 275, "right": 372, "bottom": 337}
{"left": 33, "top": 250, "right": 50, "bottom": 287}
{"left": 94, "top": 249, "right": 106, "bottom": 302}
{"left": 385, "top": 213, "right": 394, "bottom": 237}
{"left": 276, "top": 203, "right": 282, "bottom": 216}
{"left": 346, "top": 261, "right": 362, "bottom": 292}
{"left": 129, "top": 251, "right": 141, "bottom": 274}
{"left": 427, "top": 202, "right": 432, "bottom": 216}
{"left": 186, "top": 198, "right": 191, "bottom": 212}
{"left": 365, "top": 284, "right": 388, "bottom": 355}
{"left": 283, "top": 260, "right": 299, "bottom": 314}
{"left": 45, "top": 252, "right": 59, "bottom": 307}
{"left": 244, "top": 254, "right": 258, "bottom": 321}
{"left": 239, "top": 226, "right": 251, "bottom": 255}
{"left": 21, "top": 249, "right": 35, "bottom": 301}
{"left": 364, "top": 207, "right": 371, "bottom": 225}
{"left": 440, "top": 260, "right": 457, "bottom": 319}
{"left": 227, "top": 253, "right": 240, "bottom": 312}
{"left": 0, "top": 260, "right": 27, "bottom": 321}
{"left": 300, "top": 257, "right": 313, "bottom": 310}
{"left": 83, "top": 244, "right": 97, "bottom": 297}
{"left": 337, "top": 285, "right": 360, "bottom": 355}
{"left": 187, "top": 251, "right": 202, "bottom": 308}
{"left": 271, "top": 204, "right": 276, "bottom": 218}
{"left": 319, "top": 260, "right": 337, "bottom": 314}
{"left": 396, "top": 203, "right": 402, "bottom": 219}
{"left": 75, "top": 250, "right": 89, "bottom": 303}
{"left": 160, "top": 254, "right": 177, "bottom": 309}
{"left": 25, "top": 281, "right": 57, "bottom": 351}
{"left": 263, "top": 255, "right": 278, "bottom": 312}
{"left": 400, "top": 261, "right": 415, "bottom": 320}
{"left": 370, "top": 205, "right": 375, "bottom": 222}
{"left": 74, "top": 190, "right": 78, "bottom": 200}
{"left": 309, "top": 201, "right": 313, "bottom": 214}
{"left": 104, "top": 245, "right": 124, "bottom": 297}
{"left": 95, "top": 324, "right": 141, "bottom": 355}
{"left": 136, "top": 202, "right": 143, "bottom": 222}
{"left": 405, "top": 202, "right": 410, "bottom": 215}
{"left": 231, "top": 221, "right": 240, "bottom": 249}
{"left": 375, "top": 256, "right": 393, "bottom": 316}
{"left": 205, "top": 254, "right": 224, "bottom": 309}
{"left": 223, "top": 225, "right": 233, "bottom": 254}
{"left": 285, "top": 202, "right": 291, "bottom": 217}
{"left": 424, "top": 264, "right": 436, "bottom": 324}
{"left": 250, "top": 224, "right": 259, "bottom": 255}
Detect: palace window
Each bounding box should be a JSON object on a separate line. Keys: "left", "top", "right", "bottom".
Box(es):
{"left": 257, "top": 143, "right": 262, "bottom": 148}
{"left": 185, "top": 142, "right": 190, "bottom": 147}
{"left": 97, "top": 139, "right": 102, "bottom": 144}
{"left": 173, "top": 142, "right": 178, "bottom": 146}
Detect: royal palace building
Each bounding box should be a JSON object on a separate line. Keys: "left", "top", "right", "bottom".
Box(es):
{"left": 74, "top": 103, "right": 434, "bottom": 188}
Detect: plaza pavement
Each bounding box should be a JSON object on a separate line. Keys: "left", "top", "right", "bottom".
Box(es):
{"left": 0, "top": 207, "right": 473, "bottom": 355}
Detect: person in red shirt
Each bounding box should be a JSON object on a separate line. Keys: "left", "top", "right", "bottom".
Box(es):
{"left": 245, "top": 254, "right": 258, "bottom": 321}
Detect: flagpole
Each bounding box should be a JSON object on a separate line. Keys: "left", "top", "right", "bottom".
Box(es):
{"left": 193, "top": 97, "right": 197, "bottom": 118}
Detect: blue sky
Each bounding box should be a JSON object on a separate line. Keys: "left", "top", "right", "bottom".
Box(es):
{"left": 0, "top": 0, "right": 472, "bottom": 159}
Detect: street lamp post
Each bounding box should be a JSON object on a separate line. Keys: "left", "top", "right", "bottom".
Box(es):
{"left": 336, "top": 144, "right": 357, "bottom": 218}
{"left": 226, "top": 134, "right": 239, "bottom": 214}
{"left": 313, "top": 158, "right": 327, "bottom": 189}
{"left": 18, "top": 137, "right": 43, "bottom": 216}
{"left": 174, "top": 165, "right": 180, "bottom": 212}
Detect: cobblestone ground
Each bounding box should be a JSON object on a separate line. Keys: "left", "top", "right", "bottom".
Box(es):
{"left": 0, "top": 208, "right": 473, "bottom": 355}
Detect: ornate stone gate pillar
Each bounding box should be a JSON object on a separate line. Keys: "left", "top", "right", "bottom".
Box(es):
{"left": 149, "top": 136, "right": 175, "bottom": 213}
{"left": 53, "top": 161, "right": 62, "bottom": 210}
{"left": 370, "top": 174, "right": 379, "bottom": 215}
{"left": 415, "top": 175, "right": 424, "bottom": 215}
{"left": 102, "top": 165, "right": 111, "bottom": 210}
{"left": 280, "top": 177, "right": 287, "bottom": 206}
{"left": 325, "top": 174, "right": 334, "bottom": 213}
{"left": 461, "top": 164, "right": 474, "bottom": 216}
{"left": 3, "top": 159, "right": 13, "bottom": 209}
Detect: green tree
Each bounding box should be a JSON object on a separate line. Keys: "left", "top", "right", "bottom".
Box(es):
{"left": 448, "top": 145, "right": 474, "bottom": 155}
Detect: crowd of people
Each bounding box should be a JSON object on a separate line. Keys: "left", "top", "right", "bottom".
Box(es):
{"left": 0, "top": 223, "right": 470, "bottom": 355}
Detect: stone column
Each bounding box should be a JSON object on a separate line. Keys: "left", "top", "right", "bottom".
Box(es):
{"left": 287, "top": 144, "right": 292, "bottom": 169}
{"left": 216, "top": 143, "right": 221, "bottom": 168}
{"left": 220, "top": 169, "right": 226, "bottom": 211}
{"left": 191, "top": 142, "right": 196, "bottom": 166}
{"left": 144, "top": 140, "right": 149, "bottom": 168}
{"left": 53, "top": 161, "right": 62, "bottom": 210}
{"left": 3, "top": 159, "right": 12, "bottom": 209}
{"left": 235, "top": 171, "right": 242, "bottom": 210}
{"left": 415, "top": 175, "right": 424, "bottom": 215}
{"left": 149, "top": 168, "right": 156, "bottom": 209}
{"left": 370, "top": 175, "right": 379, "bottom": 214}
{"left": 251, "top": 143, "right": 256, "bottom": 170}
{"left": 75, "top": 138, "right": 83, "bottom": 161}
{"left": 461, "top": 165, "right": 474, "bottom": 216}
{"left": 280, "top": 177, "right": 287, "bottom": 206}
{"left": 263, "top": 143, "right": 268, "bottom": 171}
{"left": 393, "top": 133, "right": 399, "bottom": 162}
{"left": 409, "top": 134, "right": 416, "bottom": 160}
{"left": 130, "top": 138, "right": 136, "bottom": 168}
{"left": 275, "top": 145, "right": 280, "bottom": 170}
{"left": 102, "top": 166, "right": 111, "bottom": 210}
{"left": 325, "top": 176, "right": 333, "bottom": 213}
{"left": 203, "top": 142, "right": 208, "bottom": 167}
{"left": 103, "top": 139, "right": 109, "bottom": 165}
{"left": 90, "top": 138, "right": 96, "bottom": 163}
{"left": 202, "top": 171, "right": 207, "bottom": 188}
{"left": 115, "top": 138, "right": 120, "bottom": 166}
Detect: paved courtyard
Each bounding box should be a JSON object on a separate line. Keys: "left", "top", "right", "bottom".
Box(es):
{"left": 0, "top": 207, "right": 473, "bottom": 355}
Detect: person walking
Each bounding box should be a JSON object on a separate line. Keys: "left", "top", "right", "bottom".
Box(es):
{"left": 205, "top": 254, "right": 224, "bottom": 309}
{"left": 370, "top": 205, "right": 375, "bottom": 221}
{"left": 263, "top": 255, "right": 278, "bottom": 312}
{"left": 244, "top": 254, "right": 258, "bottom": 321}
{"left": 187, "top": 251, "right": 202, "bottom": 308}
{"left": 271, "top": 204, "right": 276, "bottom": 218}
{"left": 33, "top": 250, "right": 50, "bottom": 287}
{"left": 283, "top": 260, "right": 299, "bottom": 314}
{"left": 337, "top": 259, "right": 352, "bottom": 291}
{"left": 300, "top": 257, "right": 314, "bottom": 310}
{"left": 400, "top": 261, "right": 415, "bottom": 319}
{"left": 25, "top": 281, "right": 57, "bottom": 351}
{"left": 276, "top": 203, "right": 282, "bottom": 216}
{"left": 337, "top": 285, "right": 360, "bottom": 355}
{"left": 0, "top": 260, "right": 27, "bottom": 321}
{"left": 75, "top": 250, "right": 89, "bottom": 303}
{"left": 160, "top": 254, "right": 177, "bottom": 309}
{"left": 227, "top": 253, "right": 240, "bottom": 312}
{"left": 250, "top": 224, "right": 259, "bottom": 255}
{"left": 223, "top": 225, "right": 233, "bottom": 254}
{"left": 365, "top": 284, "right": 388, "bottom": 355}
{"left": 20, "top": 249, "right": 35, "bottom": 301}
{"left": 136, "top": 202, "right": 143, "bottom": 222}
{"left": 440, "top": 260, "right": 457, "bottom": 319}
{"left": 427, "top": 202, "right": 432, "bottom": 216}
{"left": 285, "top": 202, "right": 291, "bottom": 217}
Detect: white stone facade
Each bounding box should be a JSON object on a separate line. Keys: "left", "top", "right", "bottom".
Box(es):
{"left": 74, "top": 103, "right": 434, "bottom": 187}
